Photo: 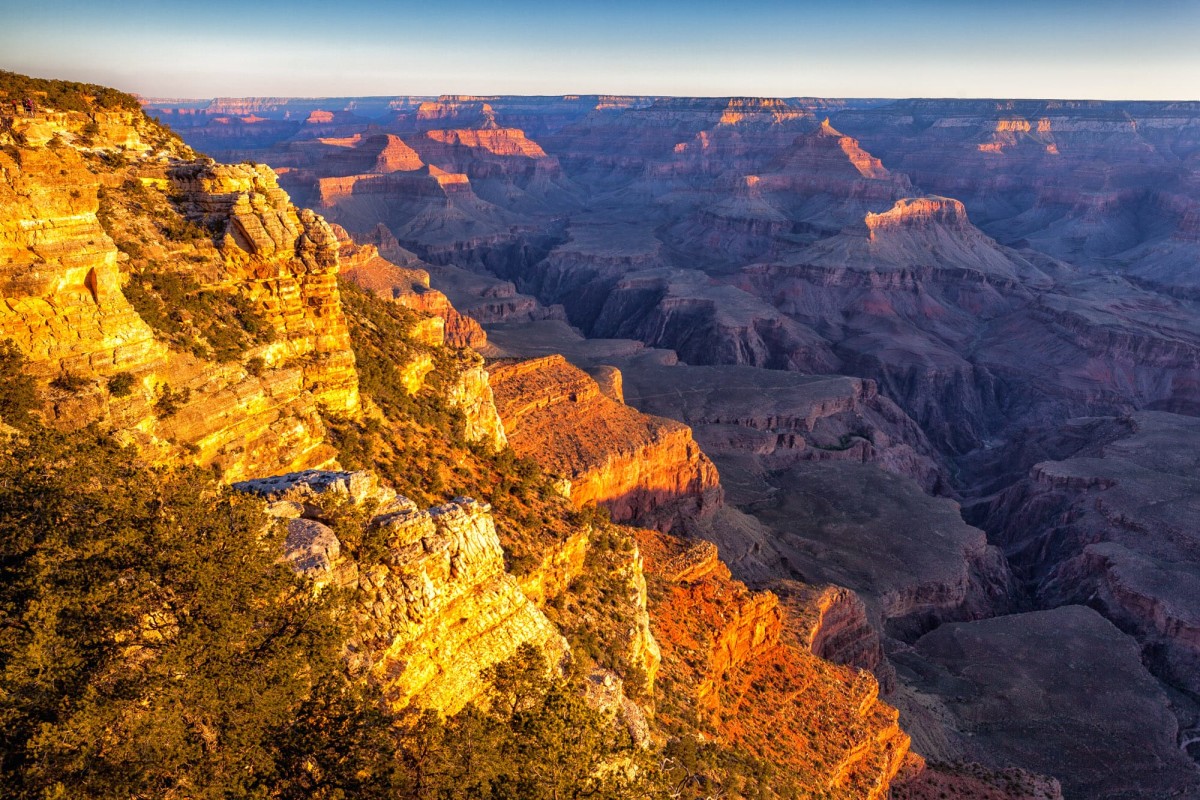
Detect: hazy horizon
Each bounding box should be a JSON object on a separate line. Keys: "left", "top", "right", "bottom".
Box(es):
{"left": 2, "top": 0, "right": 1199, "bottom": 101}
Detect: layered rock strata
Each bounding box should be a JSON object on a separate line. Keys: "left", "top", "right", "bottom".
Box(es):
{"left": 333, "top": 223, "right": 487, "bottom": 348}
{"left": 1, "top": 108, "right": 361, "bottom": 480}
{"left": 236, "top": 469, "right": 567, "bottom": 715}
{"left": 616, "top": 360, "right": 945, "bottom": 495}
{"left": 488, "top": 355, "right": 721, "bottom": 530}
{"left": 894, "top": 607, "right": 1200, "bottom": 799}
{"left": 637, "top": 531, "right": 911, "bottom": 799}
{"left": 977, "top": 411, "right": 1200, "bottom": 751}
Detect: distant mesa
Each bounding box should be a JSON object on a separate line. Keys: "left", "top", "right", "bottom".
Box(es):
{"left": 865, "top": 196, "right": 970, "bottom": 238}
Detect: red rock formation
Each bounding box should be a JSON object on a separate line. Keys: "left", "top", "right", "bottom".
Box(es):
{"left": 370, "top": 134, "right": 425, "bottom": 172}
{"left": 425, "top": 128, "right": 548, "bottom": 158}
{"left": 415, "top": 100, "right": 499, "bottom": 128}
{"left": 488, "top": 355, "right": 722, "bottom": 530}
{"left": 816, "top": 118, "right": 890, "bottom": 178}
{"left": 785, "top": 583, "right": 891, "bottom": 687}
{"left": 637, "top": 531, "right": 911, "bottom": 799}
{"left": 333, "top": 224, "right": 487, "bottom": 349}
{"left": 290, "top": 134, "right": 426, "bottom": 180}
{"left": 864, "top": 196, "right": 971, "bottom": 239}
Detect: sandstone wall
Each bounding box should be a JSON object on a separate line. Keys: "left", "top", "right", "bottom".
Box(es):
{"left": 0, "top": 110, "right": 362, "bottom": 479}
{"left": 489, "top": 355, "right": 722, "bottom": 530}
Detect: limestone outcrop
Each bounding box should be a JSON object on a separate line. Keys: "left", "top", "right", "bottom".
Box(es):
{"left": 0, "top": 119, "right": 166, "bottom": 376}
{"left": 167, "top": 161, "right": 360, "bottom": 414}
{"left": 0, "top": 106, "right": 359, "bottom": 480}
{"left": 237, "top": 470, "right": 567, "bottom": 715}
{"left": 446, "top": 358, "right": 509, "bottom": 451}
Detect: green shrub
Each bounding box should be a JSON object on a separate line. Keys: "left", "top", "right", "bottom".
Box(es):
{"left": 0, "top": 425, "right": 350, "bottom": 799}
{"left": 122, "top": 268, "right": 277, "bottom": 363}
{"left": 106, "top": 372, "right": 136, "bottom": 397}
{"left": 0, "top": 340, "right": 39, "bottom": 428}
{"left": 49, "top": 371, "right": 91, "bottom": 393}
{"left": 0, "top": 70, "right": 141, "bottom": 113}
{"left": 154, "top": 383, "right": 190, "bottom": 417}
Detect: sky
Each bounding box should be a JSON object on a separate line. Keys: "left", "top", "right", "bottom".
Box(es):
{"left": 2, "top": 0, "right": 1198, "bottom": 100}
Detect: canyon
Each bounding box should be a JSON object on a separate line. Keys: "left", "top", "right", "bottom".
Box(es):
{"left": 136, "top": 91, "right": 1200, "bottom": 798}
{"left": 1, "top": 71, "right": 1197, "bottom": 798}
{"left": 1, "top": 77, "right": 936, "bottom": 799}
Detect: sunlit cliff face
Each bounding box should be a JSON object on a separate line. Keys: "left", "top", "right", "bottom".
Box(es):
{"left": 864, "top": 196, "right": 969, "bottom": 240}
{"left": 425, "top": 128, "right": 548, "bottom": 158}
{"left": 819, "top": 119, "right": 890, "bottom": 178}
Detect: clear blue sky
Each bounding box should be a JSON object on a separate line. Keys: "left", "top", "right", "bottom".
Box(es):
{"left": 2, "top": 0, "right": 1198, "bottom": 99}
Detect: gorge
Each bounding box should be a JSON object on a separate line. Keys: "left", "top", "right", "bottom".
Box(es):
{"left": 2, "top": 67, "right": 1199, "bottom": 799}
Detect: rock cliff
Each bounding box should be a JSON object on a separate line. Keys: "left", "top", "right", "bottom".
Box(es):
{"left": 488, "top": 355, "right": 722, "bottom": 530}
{"left": 1, "top": 105, "right": 361, "bottom": 480}
{"left": 334, "top": 223, "right": 488, "bottom": 349}
{"left": 741, "top": 461, "right": 1014, "bottom": 643}
{"left": 0, "top": 121, "right": 167, "bottom": 376}
{"left": 236, "top": 470, "right": 567, "bottom": 714}
{"left": 616, "top": 360, "right": 945, "bottom": 495}
{"left": 637, "top": 532, "right": 911, "bottom": 799}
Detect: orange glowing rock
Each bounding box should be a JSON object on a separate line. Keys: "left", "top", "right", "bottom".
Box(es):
{"left": 428, "top": 164, "right": 470, "bottom": 186}
{"left": 489, "top": 355, "right": 721, "bottom": 530}
{"left": 317, "top": 134, "right": 364, "bottom": 148}
{"left": 817, "top": 119, "right": 890, "bottom": 178}
{"left": 316, "top": 175, "right": 358, "bottom": 205}
{"left": 864, "top": 196, "right": 970, "bottom": 240}
{"left": 716, "top": 97, "right": 808, "bottom": 127}
{"left": 425, "top": 128, "right": 547, "bottom": 158}
{"left": 371, "top": 135, "right": 425, "bottom": 172}
{"left": 995, "top": 119, "right": 1032, "bottom": 133}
